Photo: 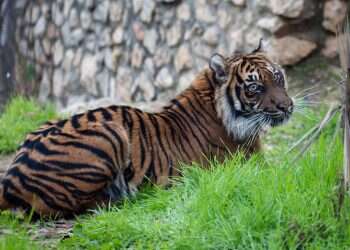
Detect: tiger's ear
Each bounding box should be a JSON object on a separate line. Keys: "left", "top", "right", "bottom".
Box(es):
{"left": 209, "top": 53, "right": 227, "bottom": 84}
{"left": 252, "top": 38, "right": 269, "bottom": 53}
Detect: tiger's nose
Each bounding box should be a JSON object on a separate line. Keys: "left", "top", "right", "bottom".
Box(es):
{"left": 277, "top": 100, "right": 293, "bottom": 113}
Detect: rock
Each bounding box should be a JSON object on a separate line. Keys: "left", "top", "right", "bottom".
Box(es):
{"left": 143, "top": 29, "right": 158, "bottom": 54}
{"left": 38, "top": 69, "right": 51, "bottom": 103}
{"left": 203, "top": 26, "right": 220, "bottom": 46}
{"left": 53, "top": 41, "right": 64, "bottom": 66}
{"left": 80, "top": 11, "right": 92, "bottom": 31}
{"left": 245, "top": 28, "right": 264, "bottom": 50}
{"left": 104, "top": 48, "right": 118, "bottom": 71}
{"left": 85, "top": 34, "right": 96, "bottom": 52}
{"left": 176, "top": 2, "right": 191, "bottom": 21}
{"left": 115, "top": 67, "right": 134, "bottom": 102}
{"left": 144, "top": 58, "right": 155, "bottom": 77}
{"left": 228, "top": 28, "right": 244, "bottom": 53}
{"left": 136, "top": 72, "right": 156, "bottom": 101}
{"left": 42, "top": 38, "right": 51, "bottom": 56}
{"left": 96, "top": 69, "right": 110, "bottom": 97}
{"left": 53, "top": 5, "right": 64, "bottom": 27}
{"left": 269, "top": 0, "right": 304, "bottom": 18}
{"left": 166, "top": 21, "right": 183, "bottom": 47}
{"left": 177, "top": 71, "right": 195, "bottom": 92}
{"left": 156, "top": 0, "right": 178, "bottom": 2}
{"left": 140, "top": 0, "right": 156, "bottom": 23}
{"left": 218, "top": 7, "right": 232, "bottom": 29}
{"left": 155, "top": 67, "right": 174, "bottom": 89}
{"left": 69, "top": 8, "right": 80, "bottom": 28}
{"left": 109, "top": 1, "right": 124, "bottom": 23}
{"left": 132, "top": 22, "right": 145, "bottom": 41}
{"left": 63, "top": 0, "right": 74, "bottom": 17}
{"left": 73, "top": 48, "right": 83, "bottom": 67}
{"left": 36, "top": 40, "right": 47, "bottom": 64}
{"left": 112, "top": 27, "right": 124, "bottom": 44}
{"left": 191, "top": 39, "right": 212, "bottom": 59}
{"left": 323, "top": 0, "right": 347, "bottom": 33}
{"left": 270, "top": 36, "right": 317, "bottom": 65}
{"left": 154, "top": 46, "right": 172, "bottom": 67}
{"left": 257, "top": 15, "right": 285, "bottom": 33}
{"left": 131, "top": 45, "right": 145, "bottom": 68}
{"left": 99, "top": 28, "right": 112, "bottom": 47}
{"left": 195, "top": 3, "right": 216, "bottom": 23}
{"left": 53, "top": 69, "right": 65, "bottom": 97}
{"left": 157, "top": 8, "right": 175, "bottom": 28}
{"left": 231, "top": 0, "right": 246, "bottom": 6}
{"left": 34, "top": 16, "right": 46, "bottom": 36}
{"left": 81, "top": 54, "right": 98, "bottom": 95}
{"left": 70, "top": 29, "right": 84, "bottom": 47}
{"left": 31, "top": 5, "right": 41, "bottom": 24}
{"left": 174, "top": 45, "right": 193, "bottom": 73}
{"left": 62, "top": 50, "right": 75, "bottom": 71}
{"left": 47, "top": 23, "right": 58, "bottom": 39}
{"left": 93, "top": 1, "right": 109, "bottom": 22}
{"left": 133, "top": 0, "right": 143, "bottom": 14}
{"left": 321, "top": 36, "right": 338, "bottom": 58}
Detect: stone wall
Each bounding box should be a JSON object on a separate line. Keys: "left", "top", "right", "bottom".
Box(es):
{"left": 15, "top": 0, "right": 348, "bottom": 109}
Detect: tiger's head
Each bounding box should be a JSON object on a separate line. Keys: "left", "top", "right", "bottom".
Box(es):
{"left": 210, "top": 42, "right": 293, "bottom": 141}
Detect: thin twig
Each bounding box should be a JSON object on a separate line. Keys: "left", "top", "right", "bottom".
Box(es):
{"left": 290, "top": 105, "right": 340, "bottom": 163}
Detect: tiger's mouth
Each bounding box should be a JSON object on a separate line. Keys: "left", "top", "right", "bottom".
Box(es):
{"left": 262, "top": 111, "right": 293, "bottom": 127}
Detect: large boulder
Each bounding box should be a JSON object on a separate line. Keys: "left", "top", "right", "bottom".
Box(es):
{"left": 270, "top": 36, "right": 317, "bottom": 65}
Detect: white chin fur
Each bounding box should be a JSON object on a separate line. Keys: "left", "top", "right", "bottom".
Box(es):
{"left": 216, "top": 88, "right": 268, "bottom": 142}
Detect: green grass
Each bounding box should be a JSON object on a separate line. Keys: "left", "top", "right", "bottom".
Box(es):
{"left": 59, "top": 137, "right": 349, "bottom": 249}
{"left": 0, "top": 212, "right": 39, "bottom": 250}
{"left": 0, "top": 96, "right": 57, "bottom": 154}
{"left": 0, "top": 97, "right": 349, "bottom": 249}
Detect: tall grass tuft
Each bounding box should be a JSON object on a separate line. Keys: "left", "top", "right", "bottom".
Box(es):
{"left": 61, "top": 135, "right": 350, "bottom": 249}
{"left": 0, "top": 96, "right": 57, "bottom": 154}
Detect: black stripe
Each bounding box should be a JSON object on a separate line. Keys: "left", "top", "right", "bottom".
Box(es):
{"left": 33, "top": 141, "right": 68, "bottom": 156}
{"left": 56, "top": 119, "right": 68, "bottom": 128}
{"left": 3, "top": 179, "right": 31, "bottom": 209}
{"left": 78, "top": 129, "right": 119, "bottom": 163}
{"left": 12, "top": 154, "right": 61, "bottom": 171}
{"left": 57, "top": 172, "right": 110, "bottom": 183}
{"left": 15, "top": 171, "right": 70, "bottom": 211}
{"left": 160, "top": 112, "right": 192, "bottom": 160}
{"left": 71, "top": 114, "right": 83, "bottom": 129}
{"left": 102, "top": 123, "right": 126, "bottom": 165}
{"left": 32, "top": 173, "right": 100, "bottom": 200}
{"left": 48, "top": 139, "right": 116, "bottom": 175}
{"left": 171, "top": 100, "right": 207, "bottom": 153}
{"left": 100, "top": 108, "right": 113, "bottom": 121}
{"left": 87, "top": 111, "right": 97, "bottom": 122}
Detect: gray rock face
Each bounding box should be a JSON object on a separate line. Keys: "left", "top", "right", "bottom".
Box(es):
{"left": 143, "top": 29, "right": 158, "bottom": 54}
{"left": 140, "top": 0, "right": 156, "bottom": 23}
{"left": 17, "top": 0, "right": 328, "bottom": 110}
{"left": 269, "top": 0, "right": 304, "bottom": 18}
{"left": 174, "top": 45, "right": 193, "bottom": 73}
{"left": 34, "top": 16, "right": 46, "bottom": 36}
{"left": 155, "top": 67, "right": 174, "bottom": 89}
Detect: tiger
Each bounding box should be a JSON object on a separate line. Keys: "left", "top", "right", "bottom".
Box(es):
{"left": 0, "top": 43, "right": 293, "bottom": 217}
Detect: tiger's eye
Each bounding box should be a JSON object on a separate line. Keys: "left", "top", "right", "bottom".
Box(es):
{"left": 248, "top": 84, "right": 258, "bottom": 92}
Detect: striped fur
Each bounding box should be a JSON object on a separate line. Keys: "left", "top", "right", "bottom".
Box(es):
{"left": 0, "top": 51, "right": 293, "bottom": 216}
